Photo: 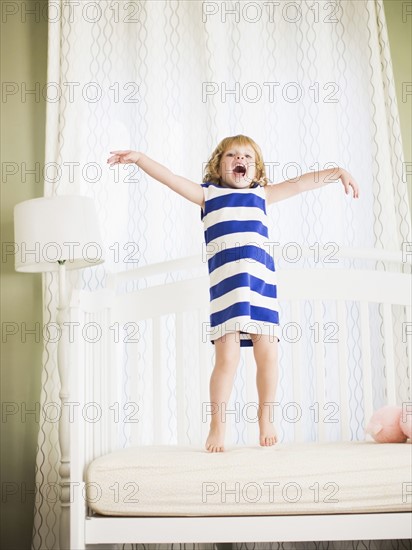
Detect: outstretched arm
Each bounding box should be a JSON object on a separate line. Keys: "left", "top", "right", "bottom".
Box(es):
{"left": 107, "top": 150, "right": 204, "bottom": 208}
{"left": 265, "top": 167, "right": 360, "bottom": 205}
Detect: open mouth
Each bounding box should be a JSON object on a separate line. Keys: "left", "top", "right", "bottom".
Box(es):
{"left": 233, "top": 164, "right": 247, "bottom": 176}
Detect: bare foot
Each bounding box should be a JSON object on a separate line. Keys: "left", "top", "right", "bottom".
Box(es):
{"left": 259, "top": 420, "right": 278, "bottom": 447}
{"left": 205, "top": 424, "right": 226, "bottom": 452}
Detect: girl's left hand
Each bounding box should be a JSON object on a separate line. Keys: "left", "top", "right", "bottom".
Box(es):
{"left": 339, "top": 168, "right": 360, "bottom": 198}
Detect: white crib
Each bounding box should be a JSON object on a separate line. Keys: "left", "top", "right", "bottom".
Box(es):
{"left": 62, "top": 247, "right": 411, "bottom": 549}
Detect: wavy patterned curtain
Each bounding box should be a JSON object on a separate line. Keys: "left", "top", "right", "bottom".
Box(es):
{"left": 33, "top": 1, "right": 410, "bottom": 549}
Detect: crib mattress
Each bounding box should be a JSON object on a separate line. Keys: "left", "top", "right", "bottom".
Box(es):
{"left": 85, "top": 441, "right": 412, "bottom": 516}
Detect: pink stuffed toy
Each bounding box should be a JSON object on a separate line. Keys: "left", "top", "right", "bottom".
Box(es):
{"left": 365, "top": 405, "right": 411, "bottom": 443}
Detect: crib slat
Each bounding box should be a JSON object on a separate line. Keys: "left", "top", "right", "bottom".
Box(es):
{"left": 383, "top": 303, "right": 396, "bottom": 404}
{"left": 198, "top": 309, "right": 209, "bottom": 445}
{"left": 406, "top": 305, "right": 412, "bottom": 401}
{"left": 245, "top": 348, "right": 257, "bottom": 445}
{"left": 360, "top": 301, "right": 373, "bottom": 429}
{"left": 98, "top": 311, "right": 104, "bottom": 455}
{"left": 101, "top": 311, "right": 108, "bottom": 452}
{"left": 152, "top": 317, "right": 162, "bottom": 445}
{"left": 93, "top": 313, "right": 100, "bottom": 458}
{"left": 313, "top": 300, "right": 326, "bottom": 443}
{"left": 89, "top": 312, "right": 98, "bottom": 457}
{"left": 225, "top": 391, "right": 232, "bottom": 446}
{"left": 100, "top": 311, "right": 107, "bottom": 454}
{"left": 85, "top": 313, "right": 92, "bottom": 466}
{"left": 176, "top": 313, "right": 186, "bottom": 445}
{"left": 291, "top": 299, "right": 303, "bottom": 443}
{"left": 128, "top": 321, "right": 141, "bottom": 446}
{"left": 336, "top": 299, "right": 350, "bottom": 440}
{"left": 106, "top": 309, "right": 115, "bottom": 453}
{"left": 111, "top": 314, "right": 125, "bottom": 452}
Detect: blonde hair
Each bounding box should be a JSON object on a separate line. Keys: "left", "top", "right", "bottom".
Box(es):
{"left": 203, "top": 135, "right": 269, "bottom": 187}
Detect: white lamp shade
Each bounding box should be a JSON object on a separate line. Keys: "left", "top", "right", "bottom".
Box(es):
{"left": 14, "top": 195, "right": 105, "bottom": 272}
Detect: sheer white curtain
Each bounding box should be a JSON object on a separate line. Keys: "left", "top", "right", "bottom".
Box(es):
{"left": 32, "top": 1, "right": 410, "bottom": 549}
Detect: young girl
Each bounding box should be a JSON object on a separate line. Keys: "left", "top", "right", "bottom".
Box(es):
{"left": 107, "top": 135, "right": 359, "bottom": 453}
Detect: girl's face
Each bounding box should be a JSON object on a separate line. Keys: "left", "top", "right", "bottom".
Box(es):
{"left": 218, "top": 144, "right": 257, "bottom": 188}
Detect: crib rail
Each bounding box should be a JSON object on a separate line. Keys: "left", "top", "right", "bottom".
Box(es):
{"left": 107, "top": 268, "right": 409, "bottom": 322}
{"left": 105, "top": 245, "right": 412, "bottom": 288}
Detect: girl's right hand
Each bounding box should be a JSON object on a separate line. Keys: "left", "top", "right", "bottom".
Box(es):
{"left": 107, "top": 150, "right": 140, "bottom": 166}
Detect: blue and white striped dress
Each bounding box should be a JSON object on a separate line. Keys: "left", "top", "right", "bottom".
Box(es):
{"left": 201, "top": 181, "right": 280, "bottom": 347}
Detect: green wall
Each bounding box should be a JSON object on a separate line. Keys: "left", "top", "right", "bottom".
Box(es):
{"left": 384, "top": 0, "right": 412, "bottom": 208}
{"left": 1, "top": 1, "right": 48, "bottom": 549}
{"left": 0, "top": 1, "right": 410, "bottom": 549}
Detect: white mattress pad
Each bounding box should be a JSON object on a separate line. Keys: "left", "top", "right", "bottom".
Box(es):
{"left": 85, "top": 441, "right": 412, "bottom": 516}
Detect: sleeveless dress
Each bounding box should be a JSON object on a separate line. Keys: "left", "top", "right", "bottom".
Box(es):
{"left": 200, "top": 182, "right": 280, "bottom": 347}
